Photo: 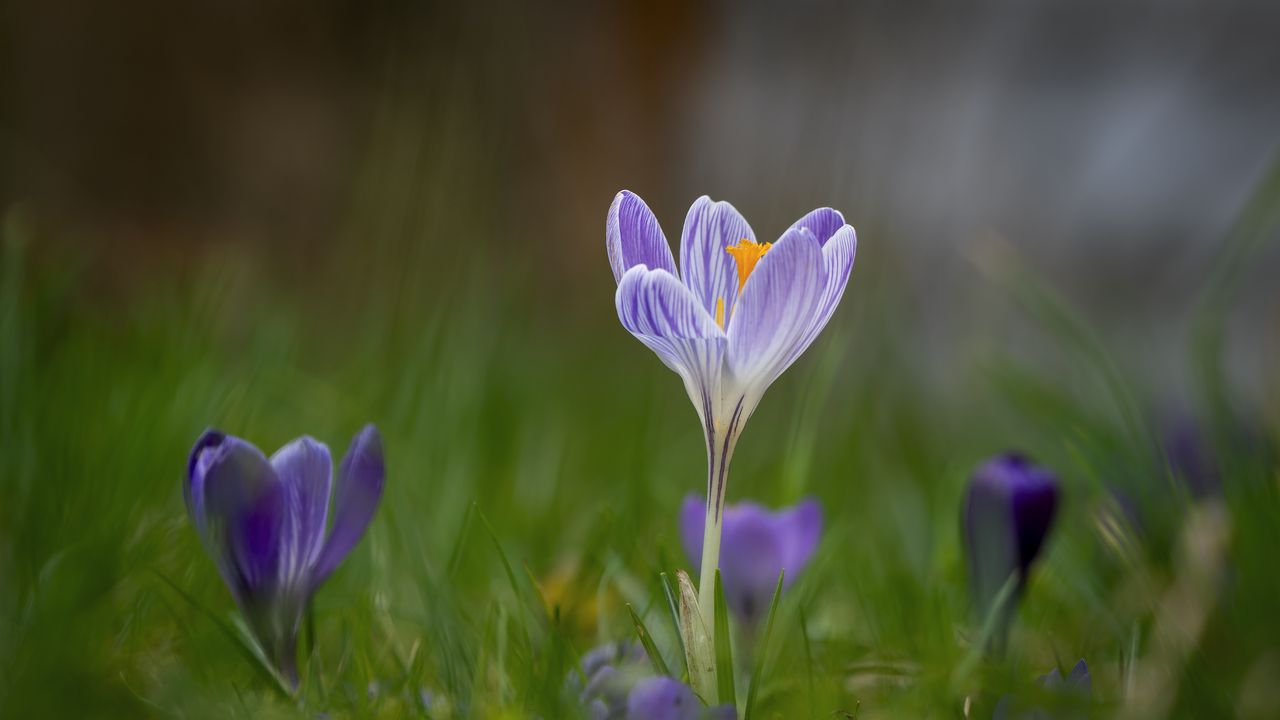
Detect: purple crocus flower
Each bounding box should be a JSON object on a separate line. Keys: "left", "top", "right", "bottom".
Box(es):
{"left": 607, "top": 190, "right": 856, "bottom": 635}
{"left": 993, "top": 659, "right": 1091, "bottom": 719}
{"left": 185, "top": 424, "right": 385, "bottom": 687}
{"left": 625, "top": 676, "right": 736, "bottom": 720}
{"left": 574, "top": 641, "right": 650, "bottom": 719}
{"left": 963, "top": 453, "right": 1058, "bottom": 649}
{"left": 679, "top": 496, "right": 821, "bottom": 626}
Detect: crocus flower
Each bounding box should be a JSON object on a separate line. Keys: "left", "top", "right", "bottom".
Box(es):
{"left": 993, "top": 659, "right": 1091, "bottom": 719}
{"left": 574, "top": 641, "right": 650, "bottom": 719}
{"left": 185, "top": 424, "right": 385, "bottom": 687}
{"left": 607, "top": 190, "right": 856, "bottom": 644}
{"left": 625, "top": 676, "right": 736, "bottom": 720}
{"left": 679, "top": 495, "right": 821, "bottom": 626}
{"left": 963, "top": 453, "right": 1058, "bottom": 651}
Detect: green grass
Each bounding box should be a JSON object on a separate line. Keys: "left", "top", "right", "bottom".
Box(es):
{"left": 1, "top": 149, "right": 1278, "bottom": 718}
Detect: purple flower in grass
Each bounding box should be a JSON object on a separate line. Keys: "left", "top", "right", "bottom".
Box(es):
{"left": 963, "top": 453, "right": 1058, "bottom": 652}
{"left": 993, "top": 659, "right": 1091, "bottom": 719}
{"left": 607, "top": 190, "right": 856, "bottom": 676}
{"left": 574, "top": 641, "right": 649, "bottom": 719}
{"left": 626, "top": 677, "right": 736, "bottom": 720}
{"left": 185, "top": 424, "right": 385, "bottom": 688}
{"left": 679, "top": 496, "right": 821, "bottom": 627}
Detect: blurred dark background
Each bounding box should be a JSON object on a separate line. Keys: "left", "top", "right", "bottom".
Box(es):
{"left": 5, "top": 2, "right": 1279, "bottom": 397}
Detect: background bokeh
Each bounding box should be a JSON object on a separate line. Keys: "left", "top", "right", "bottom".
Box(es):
{"left": 2, "top": 1, "right": 1279, "bottom": 717}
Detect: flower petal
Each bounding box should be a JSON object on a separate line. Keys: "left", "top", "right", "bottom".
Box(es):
{"left": 270, "top": 436, "right": 333, "bottom": 583}
{"left": 625, "top": 677, "right": 701, "bottom": 720}
{"left": 607, "top": 191, "right": 677, "bottom": 284}
{"left": 616, "top": 267, "right": 727, "bottom": 416}
{"left": 725, "top": 226, "right": 824, "bottom": 387}
{"left": 1066, "top": 659, "right": 1091, "bottom": 691}
{"left": 774, "top": 224, "right": 857, "bottom": 377}
{"left": 311, "top": 424, "right": 385, "bottom": 588}
{"left": 679, "top": 195, "right": 757, "bottom": 319}
{"left": 719, "top": 503, "right": 785, "bottom": 625}
{"left": 790, "top": 207, "right": 846, "bottom": 246}
{"left": 186, "top": 428, "right": 228, "bottom": 534}
{"left": 197, "top": 437, "right": 287, "bottom": 602}
{"left": 776, "top": 497, "right": 822, "bottom": 585}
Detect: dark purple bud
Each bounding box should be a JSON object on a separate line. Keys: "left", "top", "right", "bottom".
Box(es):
{"left": 1163, "top": 418, "right": 1221, "bottom": 499}
{"left": 963, "top": 454, "right": 1059, "bottom": 632}
{"left": 995, "top": 659, "right": 1091, "bottom": 719}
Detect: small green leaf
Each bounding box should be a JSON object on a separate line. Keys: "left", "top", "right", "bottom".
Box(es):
{"left": 744, "top": 569, "right": 783, "bottom": 719}
{"left": 660, "top": 572, "right": 688, "bottom": 679}
{"left": 713, "top": 570, "right": 736, "bottom": 707}
{"left": 626, "top": 603, "right": 671, "bottom": 677}
{"left": 676, "top": 570, "right": 716, "bottom": 701}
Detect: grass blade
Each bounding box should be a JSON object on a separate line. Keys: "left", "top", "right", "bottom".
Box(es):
{"left": 713, "top": 570, "right": 736, "bottom": 707}
{"left": 744, "top": 570, "right": 784, "bottom": 719}
{"left": 152, "top": 570, "right": 293, "bottom": 698}
{"left": 660, "top": 572, "right": 689, "bottom": 680}
{"left": 626, "top": 603, "right": 671, "bottom": 676}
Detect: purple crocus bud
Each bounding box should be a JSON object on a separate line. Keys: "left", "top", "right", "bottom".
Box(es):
{"left": 185, "top": 424, "right": 385, "bottom": 688}
{"left": 1163, "top": 418, "right": 1221, "bottom": 499}
{"left": 680, "top": 495, "right": 821, "bottom": 626}
{"left": 963, "top": 453, "right": 1058, "bottom": 644}
{"left": 625, "top": 676, "right": 734, "bottom": 720}
{"left": 994, "top": 659, "right": 1091, "bottom": 719}
{"left": 573, "top": 641, "right": 650, "bottom": 718}
{"left": 1039, "top": 659, "right": 1091, "bottom": 693}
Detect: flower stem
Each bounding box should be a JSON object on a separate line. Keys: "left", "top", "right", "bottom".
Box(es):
{"left": 698, "top": 415, "right": 737, "bottom": 659}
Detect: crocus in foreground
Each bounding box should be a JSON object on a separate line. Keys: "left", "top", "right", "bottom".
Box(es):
{"left": 680, "top": 495, "right": 821, "bottom": 627}
{"left": 607, "top": 190, "right": 856, "bottom": 641}
{"left": 963, "top": 453, "right": 1058, "bottom": 651}
{"left": 185, "top": 424, "right": 385, "bottom": 687}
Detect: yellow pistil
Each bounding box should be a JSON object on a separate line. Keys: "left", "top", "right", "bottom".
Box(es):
{"left": 714, "top": 297, "right": 725, "bottom": 329}
{"left": 725, "top": 239, "right": 772, "bottom": 293}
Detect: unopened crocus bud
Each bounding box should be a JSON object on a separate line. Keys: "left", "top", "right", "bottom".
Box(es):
{"left": 963, "top": 453, "right": 1058, "bottom": 649}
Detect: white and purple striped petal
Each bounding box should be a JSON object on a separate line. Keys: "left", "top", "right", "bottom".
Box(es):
{"left": 607, "top": 191, "right": 678, "bottom": 284}
{"left": 311, "top": 424, "right": 385, "bottom": 589}
{"left": 725, "top": 226, "right": 825, "bottom": 389}
{"left": 679, "top": 195, "right": 757, "bottom": 319}
{"left": 615, "top": 266, "right": 727, "bottom": 420}
{"left": 789, "top": 207, "right": 847, "bottom": 246}
{"left": 778, "top": 224, "right": 858, "bottom": 375}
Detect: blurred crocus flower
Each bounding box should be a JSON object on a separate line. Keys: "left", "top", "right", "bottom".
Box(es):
{"left": 963, "top": 453, "right": 1058, "bottom": 649}
{"left": 607, "top": 190, "right": 856, "bottom": 651}
{"left": 625, "top": 677, "right": 736, "bottom": 720}
{"left": 574, "top": 643, "right": 734, "bottom": 720}
{"left": 993, "top": 659, "right": 1091, "bottom": 719}
{"left": 679, "top": 495, "right": 822, "bottom": 626}
{"left": 185, "top": 424, "right": 385, "bottom": 688}
{"left": 575, "top": 641, "right": 650, "bottom": 719}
